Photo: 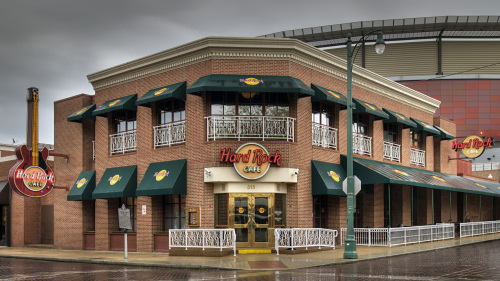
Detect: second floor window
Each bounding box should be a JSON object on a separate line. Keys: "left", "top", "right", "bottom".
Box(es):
{"left": 353, "top": 113, "right": 369, "bottom": 135}
{"left": 112, "top": 111, "right": 136, "bottom": 133}
{"left": 410, "top": 130, "right": 424, "bottom": 149}
{"left": 209, "top": 92, "right": 290, "bottom": 117}
{"left": 312, "top": 102, "right": 335, "bottom": 126}
{"left": 384, "top": 123, "right": 398, "bottom": 143}
{"left": 158, "top": 99, "right": 185, "bottom": 125}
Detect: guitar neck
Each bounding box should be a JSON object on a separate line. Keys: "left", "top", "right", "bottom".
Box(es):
{"left": 30, "top": 88, "right": 39, "bottom": 166}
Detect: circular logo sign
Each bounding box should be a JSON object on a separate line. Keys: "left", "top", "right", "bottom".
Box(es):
{"left": 394, "top": 169, "right": 409, "bottom": 176}
{"left": 395, "top": 114, "right": 405, "bottom": 120}
{"left": 365, "top": 103, "right": 376, "bottom": 110}
{"left": 328, "top": 171, "right": 340, "bottom": 182}
{"left": 110, "top": 175, "right": 120, "bottom": 185}
{"left": 433, "top": 176, "right": 445, "bottom": 182}
{"left": 462, "top": 135, "right": 486, "bottom": 159}
{"left": 258, "top": 207, "right": 266, "bottom": 214}
{"left": 476, "top": 183, "right": 487, "bottom": 189}
{"left": 327, "top": 90, "right": 340, "bottom": 98}
{"left": 233, "top": 143, "right": 272, "bottom": 180}
{"left": 109, "top": 100, "right": 121, "bottom": 107}
{"left": 76, "top": 108, "right": 87, "bottom": 115}
{"left": 244, "top": 78, "right": 260, "bottom": 85}
{"left": 77, "top": 178, "right": 87, "bottom": 188}
{"left": 238, "top": 207, "right": 245, "bottom": 214}
{"left": 22, "top": 166, "right": 48, "bottom": 191}
{"left": 154, "top": 88, "right": 167, "bottom": 96}
{"left": 156, "top": 170, "right": 167, "bottom": 181}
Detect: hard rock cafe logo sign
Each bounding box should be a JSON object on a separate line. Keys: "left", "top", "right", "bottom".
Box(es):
{"left": 238, "top": 207, "right": 245, "bottom": 214}
{"left": 328, "top": 171, "right": 340, "bottom": 182}
{"left": 258, "top": 207, "right": 266, "bottom": 214}
{"left": 365, "top": 103, "right": 376, "bottom": 111}
{"left": 452, "top": 135, "right": 493, "bottom": 159}
{"left": 155, "top": 170, "right": 169, "bottom": 181}
{"left": 433, "top": 176, "right": 445, "bottom": 182}
{"left": 109, "top": 175, "right": 122, "bottom": 186}
{"left": 327, "top": 90, "right": 340, "bottom": 99}
{"left": 394, "top": 169, "right": 409, "bottom": 176}
{"left": 76, "top": 178, "right": 87, "bottom": 188}
{"left": 240, "top": 78, "right": 263, "bottom": 86}
{"left": 76, "top": 107, "right": 87, "bottom": 115}
{"left": 154, "top": 88, "right": 168, "bottom": 96}
{"left": 220, "top": 143, "right": 282, "bottom": 180}
{"left": 109, "top": 99, "right": 121, "bottom": 107}
{"left": 395, "top": 114, "right": 405, "bottom": 120}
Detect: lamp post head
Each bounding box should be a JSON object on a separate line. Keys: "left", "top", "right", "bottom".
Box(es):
{"left": 374, "top": 31, "right": 386, "bottom": 54}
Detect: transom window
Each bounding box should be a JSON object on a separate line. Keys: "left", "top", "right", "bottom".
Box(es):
{"left": 312, "top": 102, "right": 335, "bottom": 126}
{"left": 210, "top": 92, "right": 290, "bottom": 116}
{"left": 353, "top": 114, "right": 369, "bottom": 135}
{"left": 384, "top": 123, "right": 399, "bottom": 143}
{"left": 164, "top": 195, "right": 186, "bottom": 231}
{"left": 157, "top": 99, "right": 185, "bottom": 125}
{"left": 112, "top": 111, "right": 136, "bottom": 133}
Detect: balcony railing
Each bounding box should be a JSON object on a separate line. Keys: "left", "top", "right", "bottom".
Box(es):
{"left": 383, "top": 141, "right": 401, "bottom": 162}
{"left": 312, "top": 124, "right": 338, "bottom": 149}
{"left": 411, "top": 147, "right": 426, "bottom": 167}
{"left": 153, "top": 121, "right": 186, "bottom": 149}
{"left": 110, "top": 130, "right": 137, "bottom": 155}
{"left": 353, "top": 133, "right": 372, "bottom": 156}
{"left": 205, "top": 116, "right": 295, "bottom": 141}
{"left": 169, "top": 229, "right": 236, "bottom": 256}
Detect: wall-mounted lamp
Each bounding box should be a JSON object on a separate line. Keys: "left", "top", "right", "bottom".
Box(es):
{"left": 204, "top": 168, "right": 211, "bottom": 175}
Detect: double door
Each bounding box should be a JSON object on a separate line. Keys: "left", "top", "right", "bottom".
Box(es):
{"left": 230, "top": 193, "right": 273, "bottom": 248}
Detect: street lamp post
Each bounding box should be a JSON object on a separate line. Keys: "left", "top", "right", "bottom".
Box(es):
{"left": 344, "top": 30, "right": 385, "bottom": 259}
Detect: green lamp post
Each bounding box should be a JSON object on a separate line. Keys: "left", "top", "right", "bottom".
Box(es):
{"left": 344, "top": 30, "right": 386, "bottom": 259}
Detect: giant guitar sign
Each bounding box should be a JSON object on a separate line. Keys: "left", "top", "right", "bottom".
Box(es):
{"left": 8, "top": 88, "right": 55, "bottom": 197}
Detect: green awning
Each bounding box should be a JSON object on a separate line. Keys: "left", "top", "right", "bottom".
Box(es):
{"left": 383, "top": 109, "right": 417, "bottom": 129}
{"left": 92, "top": 94, "right": 138, "bottom": 117}
{"left": 353, "top": 98, "right": 389, "bottom": 120}
{"left": 433, "top": 125, "right": 454, "bottom": 140}
{"left": 410, "top": 117, "right": 441, "bottom": 136}
{"left": 310, "top": 84, "right": 348, "bottom": 109}
{"left": 136, "top": 159, "right": 187, "bottom": 196}
{"left": 341, "top": 155, "right": 500, "bottom": 197}
{"left": 136, "top": 82, "right": 187, "bottom": 107}
{"left": 464, "top": 177, "right": 500, "bottom": 196}
{"left": 92, "top": 165, "right": 137, "bottom": 199}
{"left": 186, "top": 74, "right": 314, "bottom": 96}
{"left": 311, "top": 160, "right": 347, "bottom": 196}
{"left": 67, "top": 170, "right": 96, "bottom": 201}
{"left": 67, "top": 104, "right": 96, "bottom": 122}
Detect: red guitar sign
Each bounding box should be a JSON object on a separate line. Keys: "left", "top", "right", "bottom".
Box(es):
{"left": 8, "top": 88, "right": 55, "bottom": 198}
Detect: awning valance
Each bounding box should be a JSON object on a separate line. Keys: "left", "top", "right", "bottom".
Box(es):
{"left": 136, "top": 82, "right": 187, "bottom": 107}
{"left": 67, "top": 104, "right": 96, "bottom": 123}
{"left": 382, "top": 109, "right": 417, "bottom": 129}
{"left": 92, "top": 165, "right": 137, "bottom": 199}
{"left": 311, "top": 160, "right": 347, "bottom": 196}
{"left": 410, "top": 117, "right": 441, "bottom": 136}
{"left": 341, "top": 155, "right": 500, "bottom": 197}
{"left": 136, "top": 159, "right": 187, "bottom": 196}
{"left": 433, "top": 125, "right": 454, "bottom": 140}
{"left": 67, "top": 170, "right": 96, "bottom": 201}
{"left": 310, "top": 84, "right": 348, "bottom": 109}
{"left": 353, "top": 98, "right": 389, "bottom": 120}
{"left": 0, "top": 181, "right": 9, "bottom": 205}
{"left": 92, "top": 94, "right": 138, "bottom": 117}
{"left": 186, "top": 74, "right": 314, "bottom": 96}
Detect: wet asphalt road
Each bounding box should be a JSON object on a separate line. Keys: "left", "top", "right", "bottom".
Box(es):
{"left": 1, "top": 240, "right": 499, "bottom": 280}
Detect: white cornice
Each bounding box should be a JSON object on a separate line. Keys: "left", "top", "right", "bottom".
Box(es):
{"left": 87, "top": 36, "right": 440, "bottom": 114}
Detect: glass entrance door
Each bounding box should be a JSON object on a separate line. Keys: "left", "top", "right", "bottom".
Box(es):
{"left": 230, "top": 193, "right": 273, "bottom": 248}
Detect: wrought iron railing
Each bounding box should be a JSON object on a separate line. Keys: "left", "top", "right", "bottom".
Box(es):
{"left": 153, "top": 121, "right": 186, "bottom": 149}
{"left": 205, "top": 116, "right": 295, "bottom": 141}
{"left": 274, "top": 228, "right": 338, "bottom": 255}
{"left": 169, "top": 229, "right": 236, "bottom": 256}
{"left": 353, "top": 133, "right": 372, "bottom": 156}
{"left": 312, "top": 124, "right": 338, "bottom": 149}
{"left": 109, "top": 130, "right": 137, "bottom": 155}
{"left": 383, "top": 141, "right": 401, "bottom": 162}
{"left": 410, "top": 147, "right": 426, "bottom": 167}
{"left": 460, "top": 220, "right": 500, "bottom": 238}
{"left": 340, "top": 224, "right": 455, "bottom": 247}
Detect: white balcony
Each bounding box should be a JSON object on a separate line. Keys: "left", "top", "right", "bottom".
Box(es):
{"left": 205, "top": 116, "right": 295, "bottom": 141}
{"left": 411, "top": 147, "right": 426, "bottom": 167}
{"left": 153, "top": 121, "right": 186, "bottom": 149}
{"left": 383, "top": 141, "right": 401, "bottom": 162}
{"left": 312, "top": 124, "right": 338, "bottom": 149}
{"left": 110, "top": 130, "right": 137, "bottom": 155}
{"left": 353, "top": 133, "right": 372, "bottom": 157}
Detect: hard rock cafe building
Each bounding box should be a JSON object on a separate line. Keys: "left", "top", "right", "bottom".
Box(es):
{"left": 50, "top": 37, "right": 500, "bottom": 252}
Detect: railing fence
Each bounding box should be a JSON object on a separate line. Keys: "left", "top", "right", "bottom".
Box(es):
{"left": 110, "top": 130, "right": 137, "bottom": 155}
{"left": 410, "top": 147, "right": 426, "bottom": 167}
{"left": 153, "top": 121, "right": 186, "bottom": 148}
{"left": 312, "top": 124, "right": 338, "bottom": 149}
{"left": 274, "top": 228, "right": 338, "bottom": 255}
{"left": 460, "top": 220, "right": 500, "bottom": 238}
{"left": 383, "top": 141, "right": 401, "bottom": 162}
{"left": 169, "top": 229, "right": 237, "bottom": 256}
{"left": 353, "top": 133, "right": 372, "bottom": 156}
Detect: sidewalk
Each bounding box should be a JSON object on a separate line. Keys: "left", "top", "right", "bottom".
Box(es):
{"left": 0, "top": 234, "right": 499, "bottom": 271}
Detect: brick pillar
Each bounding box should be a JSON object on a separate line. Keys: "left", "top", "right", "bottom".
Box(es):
{"left": 95, "top": 199, "right": 110, "bottom": 251}
{"left": 373, "top": 184, "right": 384, "bottom": 227}
{"left": 402, "top": 185, "right": 411, "bottom": 226}
{"left": 427, "top": 189, "right": 433, "bottom": 224}
{"left": 414, "top": 187, "right": 428, "bottom": 226}
{"left": 372, "top": 120, "right": 384, "bottom": 161}
{"left": 401, "top": 128, "right": 411, "bottom": 166}
{"left": 136, "top": 196, "right": 153, "bottom": 252}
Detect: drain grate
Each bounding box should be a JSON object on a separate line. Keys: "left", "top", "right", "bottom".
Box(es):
{"left": 248, "top": 260, "right": 287, "bottom": 269}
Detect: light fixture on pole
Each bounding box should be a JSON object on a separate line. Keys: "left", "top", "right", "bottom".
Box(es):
{"left": 344, "top": 29, "right": 385, "bottom": 259}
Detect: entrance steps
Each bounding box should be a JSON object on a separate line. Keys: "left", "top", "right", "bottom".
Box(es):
{"left": 238, "top": 248, "right": 274, "bottom": 254}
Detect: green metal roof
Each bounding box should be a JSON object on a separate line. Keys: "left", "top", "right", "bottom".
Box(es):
{"left": 311, "top": 160, "right": 347, "bottom": 196}
{"left": 341, "top": 155, "right": 500, "bottom": 197}
{"left": 92, "top": 165, "right": 137, "bottom": 199}
{"left": 310, "top": 84, "right": 348, "bottom": 109}
{"left": 433, "top": 125, "right": 455, "bottom": 140}
{"left": 92, "top": 94, "right": 138, "bottom": 117}
{"left": 136, "top": 82, "right": 187, "bottom": 107}
{"left": 67, "top": 104, "right": 96, "bottom": 123}
{"left": 383, "top": 109, "right": 417, "bottom": 129}
{"left": 353, "top": 98, "right": 389, "bottom": 120}
{"left": 186, "top": 74, "right": 314, "bottom": 96}
{"left": 136, "top": 159, "right": 187, "bottom": 196}
{"left": 67, "top": 170, "right": 96, "bottom": 201}
{"left": 410, "top": 117, "right": 441, "bottom": 136}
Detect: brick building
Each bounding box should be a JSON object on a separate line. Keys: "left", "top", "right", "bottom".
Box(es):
{"left": 22, "top": 36, "right": 499, "bottom": 252}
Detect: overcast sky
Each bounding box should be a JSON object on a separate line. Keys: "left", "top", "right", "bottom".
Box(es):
{"left": 1, "top": 0, "right": 499, "bottom": 146}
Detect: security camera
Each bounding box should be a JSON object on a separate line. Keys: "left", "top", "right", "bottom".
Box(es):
{"left": 204, "top": 168, "right": 211, "bottom": 175}
{"left": 293, "top": 168, "right": 299, "bottom": 176}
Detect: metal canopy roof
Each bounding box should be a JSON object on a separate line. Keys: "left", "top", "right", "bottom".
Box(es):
{"left": 260, "top": 16, "right": 500, "bottom": 48}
